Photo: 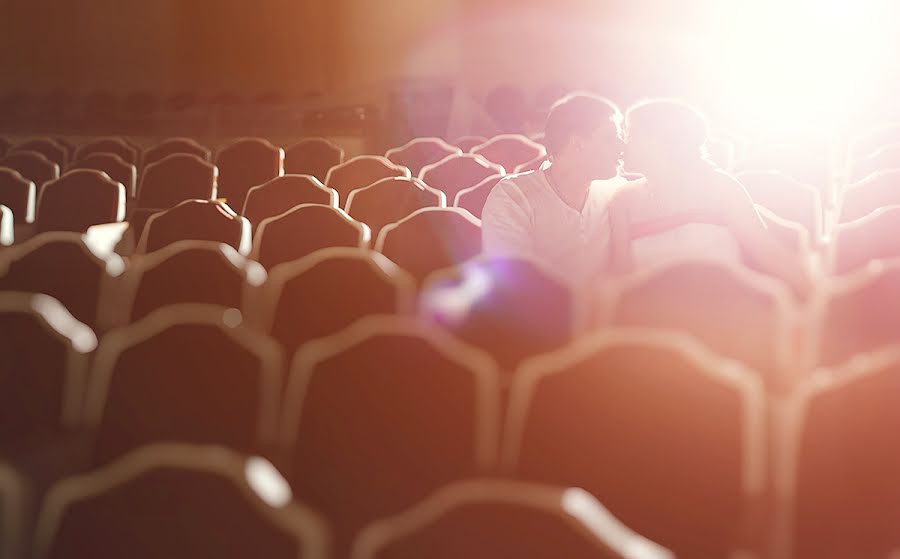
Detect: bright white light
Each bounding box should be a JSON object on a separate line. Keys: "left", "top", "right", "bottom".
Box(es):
{"left": 244, "top": 456, "right": 292, "bottom": 508}
{"left": 421, "top": 264, "right": 493, "bottom": 326}
{"left": 700, "top": 0, "right": 892, "bottom": 139}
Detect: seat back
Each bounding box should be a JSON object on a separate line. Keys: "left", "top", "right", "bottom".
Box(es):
{"left": 736, "top": 170, "right": 823, "bottom": 238}
{"left": 452, "top": 174, "right": 504, "bottom": 219}
{"left": 36, "top": 170, "right": 126, "bottom": 233}
{"left": 470, "top": 134, "right": 545, "bottom": 173}
{"left": 385, "top": 137, "right": 462, "bottom": 177}
{"left": 241, "top": 175, "right": 338, "bottom": 228}
{"left": 325, "top": 155, "right": 410, "bottom": 207}
{"left": 418, "top": 154, "right": 505, "bottom": 201}
{"left": 0, "top": 168, "right": 34, "bottom": 224}
{"left": 279, "top": 316, "right": 500, "bottom": 553}
{"left": 0, "top": 462, "right": 26, "bottom": 559}
{"left": 850, "top": 143, "right": 900, "bottom": 181}
{"left": 345, "top": 177, "right": 446, "bottom": 239}
{"left": 830, "top": 205, "right": 900, "bottom": 274}
{"left": 453, "top": 136, "right": 487, "bottom": 152}
{"left": 215, "top": 138, "right": 284, "bottom": 210}
{"left": 502, "top": 329, "right": 766, "bottom": 558}
{"left": 143, "top": 137, "right": 211, "bottom": 166}
{"left": 74, "top": 137, "right": 138, "bottom": 165}
{"left": 0, "top": 206, "right": 11, "bottom": 246}
{"left": 838, "top": 169, "right": 900, "bottom": 223}
{"left": 0, "top": 150, "right": 59, "bottom": 189}
{"left": 136, "top": 200, "right": 251, "bottom": 255}
{"left": 11, "top": 137, "right": 67, "bottom": 169}
{"left": 260, "top": 248, "right": 415, "bottom": 352}
{"left": 251, "top": 204, "right": 370, "bottom": 270}
{"left": 136, "top": 153, "right": 217, "bottom": 209}
{"left": 375, "top": 207, "right": 482, "bottom": 284}
{"left": 284, "top": 138, "right": 345, "bottom": 181}
{"left": 34, "top": 443, "right": 328, "bottom": 559}
{"left": 83, "top": 305, "right": 283, "bottom": 465}
{"left": 352, "top": 480, "right": 674, "bottom": 559}
{"left": 72, "top": 152, "right": 137, "bottom": 198}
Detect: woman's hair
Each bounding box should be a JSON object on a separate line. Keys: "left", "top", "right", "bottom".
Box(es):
{"left": 625, "top": 98, "right": 710, "bottom": 160}
{"left": 543, "top": 92, "right": 622, "bottom": 158}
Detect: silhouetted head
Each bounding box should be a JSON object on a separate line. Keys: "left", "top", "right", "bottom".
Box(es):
{"left": 624, "top": 99, "right": 710, "bottom": 177}
{"left": 543, "top": 93, "right": 623, "bottom": 180}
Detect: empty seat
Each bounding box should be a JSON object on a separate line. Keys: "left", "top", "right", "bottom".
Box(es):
{"left": 74, "top": 137, "right": 138, "bottom": 165}
{"left": 850, "top": 142, "right": 900, "bottom": 181}
{"left": 259, "top": 248, "right": 415, "bottom": 352}
{"left": 0, "top": 137, "right": 10, "bottom": 158}
{"left": 418, "top": 154, "right": 505, "bottom": 202}
{"left": 811, "top": 260, "right": 900, "bottom": 368}
{"left": 454, "top": 136, "right": 488, "bottom": 152}
{"left": 838, "top": 169, "right": 900, "bottom": 223}
{"left": 11, "top": 137, "right": 67, "bottom": 169}
{"left": 82, "top": 305, "right": 283, "bottom": 465}
{"left": 120, "top": 240, "right": 267, "bottom": 324}
{"left": 792, "top": 349, "right": 900, "bottom": 559}
{"left": 735, "top": 144, "right": 828, "bottom": 191}
{"left": 502, "top": 329, "right": 765, "bottom": 558}
{"left": 34, "top": 443, "right": 328, "bottom": 559}
{"left": 754, "top": 204, "right": 811, "bottom": 257}
{"left": 830, "top": 205, "right": 900, "bottom": 274}
{"left": 215, "top": 138, "right": 284, "bottom": 210}
{"left": 376, "top": 207, "right": 482, "bottom": 284}
{"left": 601, "top": 257, "right": 795, "bottom": 390}
{"left": 452, "top": 174, "right": 504, "bottom": 219}
{"left": 137, "top": 200, "right": 251, "bottom": 255}
{"left": 0, "top": 232, "right": 125, "bottom": 328}
{"left": 36, "top": 170, "right": 126, "bottom": 234}
{"left": 0, "top": 150, "right": 59, "bottom": 189}
{"left": 736, "top": 171, "right": 823, "bottom": 238}
{"left": 279, "top": 315, "right": 500, "bottom": 555}
{"left": 136, "top": 153, "right": 217, "bottom": 209}
{"left": 284, "top": 138, "right": 345, "bottom": 181}
{"left": 242, "top": 175, "right": 338, "bottom": 227}
{"left": 0, "top": 462, "right": 26, "bottom": 559}
{"left": 470, "top": 134, "right": 546, "bottom": 173}
{"left": 325, "top": 155, "right": 411, "bottom": 207}
{"left": 0, "top": 205, "right": 11, "bottom": 246}
{"left": 385, "top": 138, "right": 462, "bottom": 177}
{"left": 72, "top": 152, "right": 137, "bottom": 198}
{"left": 345, "top": 177, "right": 446, "bottom": 239}
{"left": 421, "top": 255, "right": 576, "bottom": 373}
{"left": 0, "top": 292, "right": 96, "bottom": 453}
{"left": 142, "top": 137, "right": 211, "bottom": 166}
{"left": 251, "top": 204, "right": 370, "bottom": 270}
{"left": 352, "top": 479, "right": 673, "bottom": 559}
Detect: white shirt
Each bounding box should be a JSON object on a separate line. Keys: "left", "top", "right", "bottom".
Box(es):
{"left": 481, "top": 168, "right": 623, "bottom": 289}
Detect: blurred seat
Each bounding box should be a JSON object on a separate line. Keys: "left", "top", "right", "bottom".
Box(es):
{"left": 385, "top": 137, "right": 462, "bottom": 177}
{"left": 0, "top": 205, "right": 11, "bottom": 246}
{"left": 215, "top": 138, "right": 284, "bottom": 210}
{"left": 453, "top": 135, "right": 487, "bottom": 152}
{"left": 82, "top": 305, "right": 283, "bottom": 465}
{"left": 36, "top": 170, "right": 126, "bottom": 234}
{"left": 143, "top": 137, "right": 211, "bottom": 166}
{"left": 0, "top": 137, "right": 10, "bottom": 158}
{"left": 352, "top": 479, "right": 674, "bottom": 559}
{"left": 0, "top": 232, "right": 125, "bottom": 328}
{"left": 791, "top": 349, "right": 900, "bottom": 559}
{"left": 34, "top": 443, "right": 328, "bottom": 559}
{"left": 258, "top": 248, "right": 415, "bottom": 353}
{"left": 71, "top": 152, "right": 137, "bottom": 198}
{"left": 136, "top": 200, "right": 250, "bottom": 255}
{"left": 452, "top": 174, "right": 504, "bottom": 219}
{"left": 74, "top": 137, "right": 138, "bottom": 166}
{"left": 0, "top": 292, "right": 96, "bottom": 453}
{"left": 502, "top": 329, "right": 765, "bottom": 558}
{"left": 850, "top": 143, "right": 900, "bottom": 181}
{"left": 136, "top": 153, "right": 217, "bottom": 209}
{"left": 10, "top": 137, "right": 67, "bottom": 169}
{"left": 53, "top": 137, "right": 76, "bottom": 161}
{"left": 850, "top": 122, "right": 900, "bottom": 159}
{"left": 735, "top": 144, "right": 828, "bottom": 198}
{"left": 251, "top": 204, "right": 370, "bottom": 270}
{"left": 119, "top": 240, "right": 267, "bottom": 324}
{"left": 241, "top": 175, "right": 338, "bottom": 228}
{"left": 0, "top": 462, "right": 26, "bottom": 559}
{"left": 376, "top": 207, "right": 482, "bottom": 284}
{"left": 420, "top": 255, "right": 576, "bottom": 374}
{"left": 345, "top": 177, "right": 445, "bottom": 239}
{"left": 736, "top": 171, "right": 823, "bottom": 239}
{"left": 754, "top": 204, "right": 811, "bottom": 257}
{"left": 600, "top": 257, "right": 794, "bottom": 390}
{"left": 838, "top": 169, "right": 900, "bottom": 223}
{"left": 0, "top": 150, "right": 59, "bottom": 189}
{"left": 418, "top": 154, "right": 505, "bottom": 202}
{"left": 325, "top": 155, "right": 410, "bottom": 207}
{"left": 830, "top": 205, "right": 900, "bottom": 274}
{"left": 811, "top": 260, "right": 900, "bottom": 368}
{"left": 470, "top": 134, "right": 545, "bottom": 174}
{"left": 284, "top": 138, "right": 345, "bottom": 181}
{"left": 279, "top": 315, "right": 500, "bottom": 556}
{"left": 513, "top": 154, "right": 547, "bottom": 174}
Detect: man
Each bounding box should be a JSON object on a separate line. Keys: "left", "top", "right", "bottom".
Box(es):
{"left": 481, "top": 92, "right": 625, "bottom": 288}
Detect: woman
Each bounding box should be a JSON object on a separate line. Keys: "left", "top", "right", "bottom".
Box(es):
{"left": 606, "top": 99, "right": 810, "bottom": 294}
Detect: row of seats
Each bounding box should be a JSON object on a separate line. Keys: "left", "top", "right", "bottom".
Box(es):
{"left": 5, "top": 292, "right": 900, "bottom": 558}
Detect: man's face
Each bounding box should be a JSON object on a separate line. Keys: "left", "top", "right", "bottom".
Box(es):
{"left": 576, "top": 120, "right": 624, "bottom": 180}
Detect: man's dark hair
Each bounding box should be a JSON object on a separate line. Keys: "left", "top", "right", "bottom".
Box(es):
{"left": 543, "top": 93, "right": 622, "bottom": 158}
